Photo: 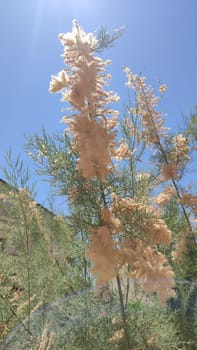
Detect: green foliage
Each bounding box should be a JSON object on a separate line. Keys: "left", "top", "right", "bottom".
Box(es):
{"left": 95, "top": 25, "right": 125, "bottom": 53}
{"left": 0, "top": 155, "right": 88, "bottom": 346}
{"left": 185, "top": 105, "right": 197, "bottom": 144}
{"left": 3, "top": 292, "right": 185, "bottom": 350}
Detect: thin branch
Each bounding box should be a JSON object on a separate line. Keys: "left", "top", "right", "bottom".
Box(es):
{"left": 95, "top": 25, "right": 125, "bottom": 53}
{"left": 9, "top": 306, "right": 38, "bottom": 343}
{"left": 116, "top": 274, "right": 133, "bottom": 348}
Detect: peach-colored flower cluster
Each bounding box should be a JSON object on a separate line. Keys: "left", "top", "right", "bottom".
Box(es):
{"left": 86, "top": 209, "right": 123, "bottom": 284}
{"left": 86, "top": 226, "right": 123, "bottom": 284}
{"left": 111, "top": 195, "right": 174, "bottom": 302}
{"left": 71, "top": 115, "right": 116, "bottom": 180}
{"left": 171, "top": 134, "right": 190, "bottom": 163}
{"left": 154, "top": 186, "right": 176, "bottom": 206}
{"left": 112, "top": 194, "right": 144, "bottom": 214}
{"left": 172, "top": 234, "right": 188, "bottom": 261}
{"left": 180, "top": 192, "right": 197, "bottom": 209}
{"left": 180, "top": 191, "right": 197, "bottom": 218}
{"left": 49, "top": 70, "right": 69, "bottom": 94}
{"left": 49, "top": 20, "right": 121, "bottom": 180}
{"left": 112, "top": 194, "right": 172, "bottom": 244}
{"left": 159, "top": 84, "right": 167, "bottom": 93}
{"left": 122, "top": 239, "right": 175, "bottom": 304}
{"left": 111, "top": 140, "right": 133, "bottom": 161}
{"left": 124, "top": 67, "right": 169, "bottom": 144}
{"left": 101, "top": 208, "right": 122, "bottom": 234}
{"left": 145, "top": 217, "right": 172, "bottom": 245}
{"left": 87, "top": 194, "right": 174, "bottom": 302}
{"left": 161, "top": 163, "right": 179, "bottom": 181}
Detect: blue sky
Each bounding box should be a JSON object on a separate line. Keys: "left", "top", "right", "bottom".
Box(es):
{"left": 0, "top": 0, "right": 197, "bottom": 209}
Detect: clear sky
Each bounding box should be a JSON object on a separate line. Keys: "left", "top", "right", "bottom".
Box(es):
{"left": 0, "top": 0, "right": 197, "bottom": 209}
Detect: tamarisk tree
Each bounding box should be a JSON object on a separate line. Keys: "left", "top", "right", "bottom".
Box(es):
{"left": 25, "top": 21, "right": 197, "bottom": 349}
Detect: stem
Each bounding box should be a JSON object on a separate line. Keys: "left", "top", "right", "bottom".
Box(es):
{"left": 116, "top": 274, "right": 132, "bottom": 349}
{"left": 99, "top": 184, "right": 133, "bottom": 348}
{"left": 9, "top": 306, "right": 37, "bottom": 342}
{"left": 125, "top": 276, "right": 130, "bottom": 309}
{"left": 80, "top": 230, "right": 91, "bottom": 287}
{"left": 100, "top": 183, "right": 107, "bottom": 208}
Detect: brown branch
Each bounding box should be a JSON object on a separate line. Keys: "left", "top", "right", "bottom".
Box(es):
{"left": 116, "top": 274, "right": 133, "bottom": 349}
{"left": 9, "top": 307, "right": 37, "bottom": 341}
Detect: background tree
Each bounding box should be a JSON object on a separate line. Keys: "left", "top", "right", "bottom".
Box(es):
{"left": 0, "top": 151, "right": 88, "bottom": 348}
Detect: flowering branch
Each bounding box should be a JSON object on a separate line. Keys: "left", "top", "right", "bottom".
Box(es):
{"left": 49, "top": 21, "right": 176, "bottom": 311}
{"left": 124, "top": 67, "right": 196, "bottom": 242}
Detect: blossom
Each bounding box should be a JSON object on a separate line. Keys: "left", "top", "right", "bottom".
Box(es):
{"left": 50, "top": 20, "right": 119, "bottom": 180}
{"left": 172, "top": 234, "right": 188, "bottom": 261}
{"left": 49, "top": 70, "right": 69, "bottom": 93}
{"left": 50, "top": 20, "right": 119, "bottom": 120}
{"left": 180, "top": 192, "right": 197, "bottom": 209}
{"left": 171, "top": 134, "right": 190, "bottom": 163}
{"left": 127, "top": 241, "right": 175, "bottom": 304}
{"left": 159, "top": 84, "right": 167, "bottom": 93}
{"left": 86, "top": 226, "right": 124, "bottom": 284}
{"left": 72, "top": 115, "right": 115, "bottom": 180}
{"left": 124, "top": 67, "right": 169, "bottom": 144}
{"left": 112, "top": 140, "right": 134, "bottom": 161}
{"left": 136, "top": 172, "right": 151, "bottom": 181}
{"left": 87, "top": 194, "right": 174, "bottom": 302}
{"left": 154, "top": 186, "right": 176, "bottom": 206}
{"left": 161, "top": 163, "right": 179, "bottom": 181}
{"left": 101, "top": 208, "right": 121, "bottom": 234}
